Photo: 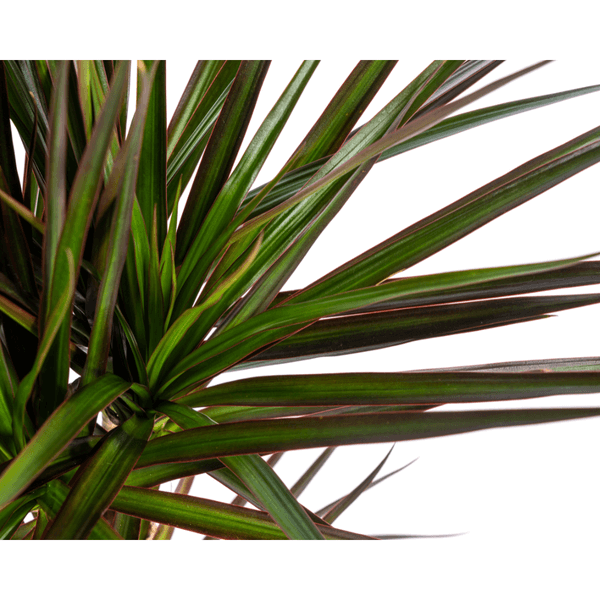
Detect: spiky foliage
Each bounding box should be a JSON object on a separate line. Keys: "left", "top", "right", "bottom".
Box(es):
{"left": 0, "top": 60, "right": 599, "bottom": 540}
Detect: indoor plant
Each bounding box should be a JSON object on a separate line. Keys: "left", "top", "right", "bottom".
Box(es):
{"left": 0, "top": 59, "right": 599, "bottom": 540}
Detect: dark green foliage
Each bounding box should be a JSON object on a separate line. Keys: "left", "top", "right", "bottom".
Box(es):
{"left": 0, "top": 60, "right": 598, "bottom": 539}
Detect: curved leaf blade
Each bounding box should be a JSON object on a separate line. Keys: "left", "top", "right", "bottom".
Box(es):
{"left": 0, "top": 373, "right": 131, "bottom": 510}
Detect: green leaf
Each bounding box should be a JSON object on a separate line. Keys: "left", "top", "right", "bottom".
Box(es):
{"left": 229, "top": 62, "right": 550, "bottom": 247}
{"left": 202, "top": 405, "right": 332, "bottom": 424}
{"left": 240, "top": 81, "right": 600, "bottom": 222}
{"left": 157, "top": 402, "right": 324, "bottom": 540}
{"left": 3, "top": 61, "right": 49, "bottom": 191}
{"left": 0, "top": 293, "right": 37, "bottom": 335}
{"left": 137, "top": 60, "right": 167, "bottom": 247}
{"left": 20, "top": 435, "right": 102, "bottom": 492}
{"left": 0, "top": 373, "right": 130, "bottom": 510}
{"left": 151, "top": 475, "right": 195, "bottom": 540}
{"left": 322, "top": 446, "right": 394, "bottom": 524}
{"left": 166, "top": 61, "right": 240, "bottom": 213}
{"left": 188, "top": 62, "right": 463, "bottom": 325}
{"left": 419, "top": 356, "right": 600, "bottom": 374}
{"left": 76, "top": 61, "right": 93, "bottom": 139}
{"left": 42, "top": 61, "right": 69, "bottom": 321}
{"left": 39, "top": 61, "right": 130, "bottom": 418}
{"left": 167, "top": 61, "right": 226, "bottom": 157}
{"left": 11, "top": 518, "right": 36, "bottom": 540}
{"left": 174, "top": 61, "right": 319, "bottom": 314}
{"left": 0, "top": 341, "right": 17, "bottom": 459}
{"left": 0, "top": 187, "right": 45, "bottom": 233}
{"left": 111, "top": 485, "right": 373, "bottom": 540}
{"left": 292, "top": 60, "right": 399, "bottom": 166}
{"left": 39, "top": 478, "right": 122, "bottom": 540}
{"left": 289, "top": 125, "right": 600, "bottom": 303}
{"left": 44, "top": 414, "right": 153, "bottom": 539}
{"left": 81, "top": 64, "right": 155, "bottom": 385}
{"left": 0, "top": 65, "right": 37, "bottom": 298}
{"left": 175, "top": 61, "right": 270, "bottom": 263}
{"left": 204, "top": 62, "right": 509, "bottom": 333}
{"left": 119, "top": 198, "right": 150, "bottom": 357}
{"left": 137, "top": 408, "right": 600, "bottom": 470}
{"left": 332, "top": 261, "right": 600, "bottom": 316}
{"left": 290, "top": 447, "right": 335, "bottom": 498}
{"left": 0, "top": 498, "right": 37, "bottom": 540}
{"left": 13, "top": 249, "right": 75, "bottom": 451}
{"left": 175, "top": 368, "right": 600, "bottom": 409}
{"left": 63, "top": 61, "right": 88, "bottom": 168}
{"left": 147, "top": 233, "right": 263, "bottom": 391}
{"left": 126, "top": 459, "right": 224, "bottom": 489}
{"left": 229, "top": 452, "right": 283, "bottom": 508}
{"left": 220, "top": 156, "right": 380, "bottom": 333}
{"left": 240, "top": 293, "right": 600, "bottom": 368}
{"left": 159, "top": 254, "right": 594, "bottom": 397}
{"left": 146, "top": 206, "right": 165, "bottom": 356}
{"left": 316, "top": 458, "right": 418, "bottom": 517}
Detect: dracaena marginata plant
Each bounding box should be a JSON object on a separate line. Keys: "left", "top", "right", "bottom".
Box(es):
{"left": 0, "top": 59, "right": 599, "bottom": 540}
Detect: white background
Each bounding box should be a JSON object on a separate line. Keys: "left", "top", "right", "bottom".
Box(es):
{"left": 3, "top": 5, "right": 600, "bottom": 597}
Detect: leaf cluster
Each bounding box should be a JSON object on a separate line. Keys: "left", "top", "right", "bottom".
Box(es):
{"left": 0, "top": 60, "right": 599, "bottom": 539}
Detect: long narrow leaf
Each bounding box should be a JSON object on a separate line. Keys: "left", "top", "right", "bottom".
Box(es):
{"left": 39, "top": 62, "right": 130, "bottom": 417}
{"left": 229, "top": 62, "right": 550, "bottom": 246}
{"left": 137, "top": 60, "right": 167, "bottom": 247}
{"left": 137, "top": 408, "right": 600, "bottom": 469}
{"left": 157, "top": 402, "right": 324, "bottom": 540}
{"left": 239, "top": 293, "right": 600, "bottom": 368}
{"left": 13, "top": 249, "right": 75, "bottom": 451}
{"left": 288, "top": 126, "right": 600, "bottom": 303}
{"left": 44, "top": 414, "right": 153, "bottom": 539}
{"left": 111, "top": 486, "right": 374, "bottom": 540}
{"left": 322, "top": 446, "right": 394, "bottom": 523}
{"left": 158, "top": 254, "right": 595, "bottom": 397}
{"left": 39, "top": 479, "right": 123, "bottom": 540}
{"left": 176, "top": 61, "right": 270, "bottom": 263}
{"left": 176, "top": 369, "right": 600, "bottom": 409}
{"left": 81, "top": 63, "right": 155, "bottom": 385}
{"left": 0, "top": 373, "right": 130, "bottom": 510}
{"left": 174, "top": 61, "right": 318, "bottom": 314}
